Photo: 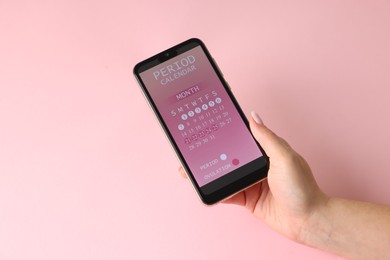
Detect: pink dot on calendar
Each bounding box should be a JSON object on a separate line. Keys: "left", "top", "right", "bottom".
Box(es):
{"left": 232, "top": 159, "right": 239, "bottom": 166}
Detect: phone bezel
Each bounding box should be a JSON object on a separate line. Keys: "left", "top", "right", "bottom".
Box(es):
{"left": 133, "top": 38, "right": 268, "bottom": 205}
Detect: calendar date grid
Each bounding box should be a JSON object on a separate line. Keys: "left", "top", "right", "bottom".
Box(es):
{"left": 169, "top": 89, "right": 233, "bottom": 151}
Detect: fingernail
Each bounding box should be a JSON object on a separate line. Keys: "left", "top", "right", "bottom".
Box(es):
{"left": 251, "top": 111, "right": 263, "bottom": 125}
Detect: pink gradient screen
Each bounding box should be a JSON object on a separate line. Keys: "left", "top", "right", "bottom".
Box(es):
{"left": 140, "top": 46, "right": 263, "bottom": 187}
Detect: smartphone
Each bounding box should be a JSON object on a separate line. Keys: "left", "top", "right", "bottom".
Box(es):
{"left": 133, "top": 38, "right": 268, "bottom": 205}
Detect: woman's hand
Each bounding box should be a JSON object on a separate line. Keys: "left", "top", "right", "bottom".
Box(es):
{"left": 179, "top": 111, "right": 328, "bottom": 242}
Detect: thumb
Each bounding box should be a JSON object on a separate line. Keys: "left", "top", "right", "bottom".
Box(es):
{"left": 249, "top": 111, "right": 292, "bottom": 159}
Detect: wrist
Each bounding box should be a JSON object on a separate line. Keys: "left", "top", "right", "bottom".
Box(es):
{"left": 298, "top": 193, "right": 333, "bottom": 247}
{"left": 297, "top": 193, "right": 390, "bottom": 259}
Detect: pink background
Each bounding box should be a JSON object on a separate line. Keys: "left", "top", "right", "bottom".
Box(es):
{"left": 1, "top": 1, "right": 390, "bottom": 259}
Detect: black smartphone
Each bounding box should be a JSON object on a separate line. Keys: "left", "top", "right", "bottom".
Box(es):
{"left": 133, "top": 38, "right": 268, "bottom": 205}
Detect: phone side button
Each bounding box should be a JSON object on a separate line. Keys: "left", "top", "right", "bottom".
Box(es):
{"left": 226, "top": 81, "right": 231, "bottom": 90}
{"left": 212, "top": 58, "right": 224, "bottom": 77}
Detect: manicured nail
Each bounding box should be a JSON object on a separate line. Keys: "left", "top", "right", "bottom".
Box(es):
{"left": 251, "top": 111, "right": 263, "bottom": 125}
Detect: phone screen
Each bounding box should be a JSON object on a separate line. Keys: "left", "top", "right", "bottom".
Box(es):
{"left": 135, "top": 39, "right": 267, "bottom": 203}
{"left": 136, "top": 41, "right": 263, "bottom": 194}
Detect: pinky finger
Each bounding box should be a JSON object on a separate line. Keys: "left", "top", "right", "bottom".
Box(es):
{"left": 178, "top": 166, "right": 188, "bottom": 179}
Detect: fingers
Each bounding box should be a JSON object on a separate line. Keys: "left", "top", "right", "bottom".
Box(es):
{"left": 178, "top": 166, "right": 188, "bottom": 179}
{"left": 222, "top": 192, "right": 246, "bottom": 206}
{"left": 178, "top": 165, "right": 247, "bottom": 206}
{"left": 249, "top": 111, "right": 292, "bottom": 159}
